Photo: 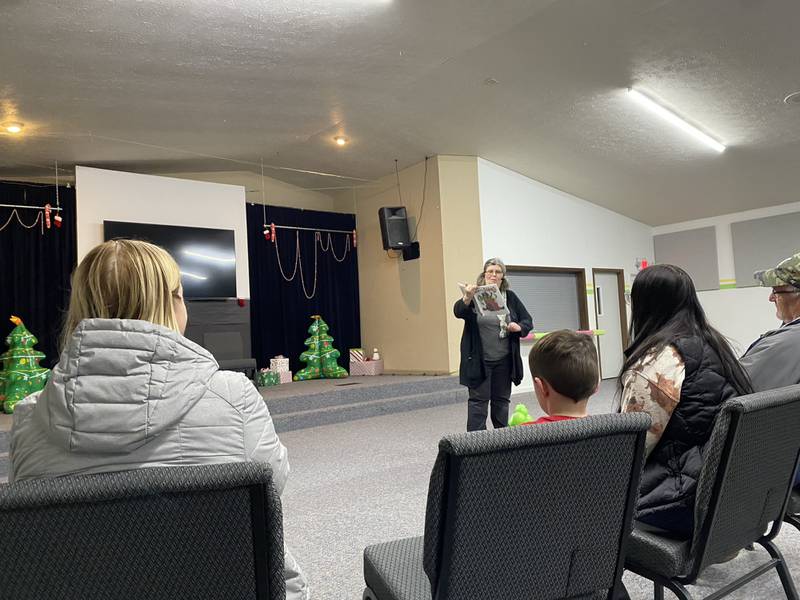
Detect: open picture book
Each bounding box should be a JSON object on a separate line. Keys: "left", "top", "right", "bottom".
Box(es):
{"left": 458, "top": 283, "right": 509, "bottom": 317}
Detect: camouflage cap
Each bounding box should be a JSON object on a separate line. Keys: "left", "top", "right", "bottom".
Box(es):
{"left": 754, "top": 252, "right": 800, "bottom": 288}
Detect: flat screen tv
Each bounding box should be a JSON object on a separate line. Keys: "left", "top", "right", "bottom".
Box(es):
{"left": 103, "top": 221, "right": 237, "bottom": 299}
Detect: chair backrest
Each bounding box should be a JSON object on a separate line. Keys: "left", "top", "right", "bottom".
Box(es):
{"left": 687, "top": 384, "right": 800, "bottom": 576}
{"left": 422, "top": 413, "right": 650, "bottom": 600}
{"left": 204, "top": 331, "right": 246, "bottom": 360}
{"left": 0, "top": 463, "right": 285, "bottom": 600}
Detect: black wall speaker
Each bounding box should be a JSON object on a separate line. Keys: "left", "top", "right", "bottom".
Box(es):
{"left": 378, "top": 206, "right": 411, "bottom": 250}
{"left": 402, "top": 241, "right": 421, "bottom": 261}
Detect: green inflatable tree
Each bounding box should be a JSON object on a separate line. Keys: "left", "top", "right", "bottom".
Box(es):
{"left": 293, "top": 315, "right": 348, "bottom": 381}
{"left": 0, "top": 316, "right": 51, "bottom": 414}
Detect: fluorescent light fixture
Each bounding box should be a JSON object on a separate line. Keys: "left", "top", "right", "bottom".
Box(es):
{"left": 626, "top": 88, "right": 726, "bottom": 153}
{"left": 180, "top": 270, "right": 208, "bottom": 280}
{"left": 182, "top": 249, "right": 235, "bottom": 263}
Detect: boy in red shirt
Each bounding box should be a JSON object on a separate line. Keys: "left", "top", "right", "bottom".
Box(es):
{"left": 523, "top": 329, "right": 599, "bottom": 425}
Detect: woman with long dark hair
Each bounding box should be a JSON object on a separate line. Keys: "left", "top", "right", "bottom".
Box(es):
{"left": 619, "top": 264, "right": 752, "bottom": 537}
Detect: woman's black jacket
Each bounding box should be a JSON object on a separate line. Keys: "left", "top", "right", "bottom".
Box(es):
{"left": 454, "top": 289, "right": 533, "bottom": 388}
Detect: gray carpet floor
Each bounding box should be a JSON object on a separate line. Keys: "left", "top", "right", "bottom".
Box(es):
{"left": 280, "top": 380, "right": 795, "bottom": 599}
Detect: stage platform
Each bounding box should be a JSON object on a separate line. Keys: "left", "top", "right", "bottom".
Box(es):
{"left": 259, "top": 374, "right": 467, "bottom": 433}
{"left": 0, "top": 415, "right": 9, "bottom": 483}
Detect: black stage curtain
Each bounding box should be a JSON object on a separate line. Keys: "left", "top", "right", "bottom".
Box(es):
{"left": 247, "top": 205, "right": 361, "bottom": 372}
{"left": 0, "top": 181, "right": 77, "bottom": 367}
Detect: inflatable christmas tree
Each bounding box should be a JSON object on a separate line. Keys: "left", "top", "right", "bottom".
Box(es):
{"left": 0, "top": 316, "right": 51, "bottom": 413}
{"left": 293, "top": 315, "right": 348, "bottom": 381}
{"left": 508, "top": 403, "right": 534, "bottom": 426}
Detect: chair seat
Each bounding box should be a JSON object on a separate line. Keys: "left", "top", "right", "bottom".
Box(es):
{"left": 364, "top": 536, "right": 431, "bottom": 600}
{"left": 625, "top": 525, "right": 691, "bottom": 579}
{"left": 364, "top": 536, "right": 610, "bottom": 600}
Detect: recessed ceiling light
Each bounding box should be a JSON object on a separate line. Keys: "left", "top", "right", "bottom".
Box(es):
{"left": 334, "top": 136, "right": 348, "bottom": 146}
{"left": 2, "top": 121, "right": 24, "bottom": 134}
{"left": 783, "top": 91, "right": 800, "bottom": 105}
{"left": 626, "top": 88, "right": 726, "bottom": 153}
{"left": 484, "top": 78, "right": 499, "bottom": 86}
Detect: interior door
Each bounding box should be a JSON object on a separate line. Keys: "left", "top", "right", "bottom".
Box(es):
{"left": 593, "top": 270, "right": 625, "bottom": 379}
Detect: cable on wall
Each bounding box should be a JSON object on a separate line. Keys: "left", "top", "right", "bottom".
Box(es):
{"left": 410, "top": 156, "right": 428, "bottom": 242}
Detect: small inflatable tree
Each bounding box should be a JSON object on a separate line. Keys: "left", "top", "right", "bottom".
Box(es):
{"left": 508, "top": 403, "right": 534, "bottom": 426}
{"left": 0, "top": 316, "right": 51, "bottom": 413}
{"left": 293, "top": 315, "right": 348, "bottom": 381}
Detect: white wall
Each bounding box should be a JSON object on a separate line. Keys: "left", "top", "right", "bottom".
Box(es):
{"left": 477, "top": 158, "right": 654, "bottom": 392}
{"left": 76, "top": 166, "right": 250, "bottom": 298}
{"left": 693, "top": 287, "right": 775, "bottom": 356}
{"left": 164, "top": 170, "right": 338, "bottom": 212}
{"left": 653, "top": 202, "right": 800, "bottom": 353}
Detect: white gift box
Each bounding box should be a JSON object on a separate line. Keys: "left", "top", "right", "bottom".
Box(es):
{"left": 269, "top": 357, "right": 290, "bottom": 372}
{"left": 274, "top": 370, "right": 292, "bottom": 384}
{"left": 350, "top": 359, "right": 384, "bottom": 376}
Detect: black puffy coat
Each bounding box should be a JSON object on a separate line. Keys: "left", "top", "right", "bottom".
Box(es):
{"left": 635, "top": 335, "right": 739, "bottom": 532}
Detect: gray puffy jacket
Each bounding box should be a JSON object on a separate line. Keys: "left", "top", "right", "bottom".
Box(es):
{"left": 10, "top": 318, "right": 308, "bottom": 599}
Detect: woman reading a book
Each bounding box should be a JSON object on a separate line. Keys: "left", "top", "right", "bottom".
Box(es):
{"left": 455, "top": 258, "right": 533, "bottom": 431}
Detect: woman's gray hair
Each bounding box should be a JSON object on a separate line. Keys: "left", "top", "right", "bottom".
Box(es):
{"left": 477, "top": 257, "right": 510, "bottom": 291}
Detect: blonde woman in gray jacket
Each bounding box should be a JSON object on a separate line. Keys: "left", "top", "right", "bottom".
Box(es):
{"left": 9, "top": 239, "right": 309, "bottom": 600}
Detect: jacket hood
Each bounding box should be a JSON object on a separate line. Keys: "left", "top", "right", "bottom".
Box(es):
{"left": 39, "top": 318, "right": 218, "bottom": 454}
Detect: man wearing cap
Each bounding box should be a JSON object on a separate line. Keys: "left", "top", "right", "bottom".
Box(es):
{"left": 740, "top": 252, "right": 800, "bottom": 392}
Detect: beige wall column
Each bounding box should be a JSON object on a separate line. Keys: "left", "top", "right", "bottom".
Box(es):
{"left": 437, "top": 156, "right": 484, "bottom": 373}
{"left": 347, "top": 155, "right": 483, "bottom": 375}
{"left": 352, "top": 158, "right": 449, "bottom": 373}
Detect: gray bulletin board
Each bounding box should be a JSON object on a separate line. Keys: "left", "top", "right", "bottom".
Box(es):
{"left": 732, "top": 212, "right": 800, "bottom": 287}
{"left": 653, "top": 227, "right": 719, "bottom": 291}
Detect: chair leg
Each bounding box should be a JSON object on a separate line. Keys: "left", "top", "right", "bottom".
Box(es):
{"left": 654, "top": 582, "right": 665, "bottom": 600}
{"left": 762, "top": 539, "right": 800, "bottom": 600}
{"left": 609, "top": 581, "right": 630, "bottom": 600}
{"left": 654, "top": 578, "right": 693, "bottom": 600}
{"left": 786, "top": 514, "right": 800, "bottom": 533}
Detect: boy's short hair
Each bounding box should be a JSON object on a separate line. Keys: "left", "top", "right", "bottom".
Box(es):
{"left": 528, "top": 329, "right": 599, "bottom": 401}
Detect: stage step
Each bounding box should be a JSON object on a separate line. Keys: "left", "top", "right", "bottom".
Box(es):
{"left": 265, "top": 375, "right": 463, "bottom": 416}
{"left": 270, "top": 386, "right": 467, "bottom": 433}
{"left": 0, "top": 432, "right": 8, "bottom": 482}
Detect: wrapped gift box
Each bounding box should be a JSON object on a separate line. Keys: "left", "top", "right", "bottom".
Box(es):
{"left": 349, "top": 348, "right": 366, "bottom": 362}
{"left": 350, "top": 359, "right": 384, "bottom": 376}
{"left": 256, "top": 370, "right": 281, "bottom": 387}
{"left": 269, "top": 357, "right": 290, "bottom": 372}
{"left": 275, "top": 370, "right": 292, "bottom": 384}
